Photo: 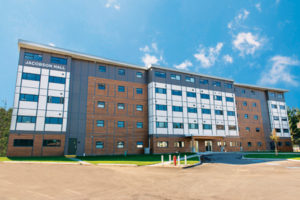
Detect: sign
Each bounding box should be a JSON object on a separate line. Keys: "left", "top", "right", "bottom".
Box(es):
{"left": 25, "top": 60, "right": 65, "bottom": 71}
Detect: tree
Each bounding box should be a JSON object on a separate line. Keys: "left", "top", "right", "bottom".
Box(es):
{"left": 287, "top": 107, "right": 300, "bottom": 144}
{"left": 270, "top": 129, "right": 279, "bottom": 156}
{"left": 0, "top": 108, "right": 12, "bottom": 156}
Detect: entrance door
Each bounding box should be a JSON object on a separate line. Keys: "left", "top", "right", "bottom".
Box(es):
{"left": 205, "top": 141, "right": 212, "bottom": 152}
{"left": 194, "top": 141, "right": 199, "bottom": 152}
{"left": 68, "top": 138, "right": 77, "bottom": 155}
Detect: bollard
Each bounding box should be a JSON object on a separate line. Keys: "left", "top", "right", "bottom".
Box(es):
{"left": 169, "top": 154, "right": 171, "bottom": 163}
{"left": 184, "top": 155, "right": 187, "bottom": 165}
{"left": 161, "top": 155, "right": 164, "bottom": 164}
{"left": 173, "top": 155, "right": 177, "bottom": 166}
{"left": 178, "top": 155, "right": 180, "bottom": 166}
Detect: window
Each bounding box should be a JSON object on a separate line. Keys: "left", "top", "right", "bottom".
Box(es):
{"left": 215, "top": 110, "right": 223, "bottom": 115}
{"left": 202, "top": 108, "right": 211, "bottom": 114}
{"left": 285, "top": 141, "right": 291, "bottom": 146}
{"left": 155, "top": 71, "right": 166, "bottom": 78}
{"left": 230, "top": 142, "right": 238, "bottom": 147}
{"left": 244, "top": 114, "right": 249, "bottom": 119}
{"left": 226, "top": 97, "right": 234, "bottom": 102}
{"left": 117, "top": 141, "right": 124, "bottom": 148}
{"left": 170, "top": 74, "right": 181, "bottom": 80}
{"left": 246, "top": 127, "right": 250, "bottom": 131}
{"left": 156, "top": 122, "right": 168, "bottom": 128}
{"left": 136, "top": 88, "right": 143, "bottom": 94}
{"left": 51, "top": 56, "right": 67, "bottom": 65}
{"left": 19, "top": 94, "right": 38, "bottom": 102}
{"left": 199, "top": 79, "right": 209, "bottom": 85}
{"left": 273, "top": 116, "right": 279, "bottom": 120}
{"left": 97, "top": 101, "right": 105, "bottom": 108}
{"left": 200, "top": 94, "right": 210, "bottom": 99}
{"left": 213, "top": 81, "right": 221, "bottom": 87}
{"left": 278, "top": 93, "right": 283, "bottom": 99}
{"left": 283, "top": 129, "right": 289, "bottom": 133}
{"left": 118, "top": 86, "right": 125, "bottom": 92}
{"left": 224, "top": 83, "right": 233, "bottom": 89}
{"left": 229, "top": 125, "right": 237, "bottom": 130}
{"left": 227, "top": 111, "right": 235, "bottom": 116}
{"left": 271, "top": 104, "right": 277, "bottom": 109}
{"left": 185, "top": 76, "right": 195, "bottom": 83}
{"left": 96, "top": 141, "right": 104, "bottom": 149}
{"left": 187, "top": 92, "right": 196, "bottom": 97}
{"left": 43, "top": 139, "right": 61, "bottom": 147}
{"left": 136, "top": 122, "right": 143, "bottom": 128}
{"left": 22, "top": 72, "right": 40, "bottom": 81}
{"left": 281, "top": 117, "right": 287, "bottom": 121}
{"left": 117, "top": 121, "right": 125, "bottom": 128}
{"left": 248, "top": 142, "right": 252, "bottom": 147}
{"left": 98, "top": 66, "right": 106, "bottom": 72}
{"left": 171, "top": 90, "right": 182, "bottom": 96}
{"left": 242, "top": 89, "right": 246, "bottom": 94}
{"left": 17, "top": 116, "right": 36, "bottom": 123}
{"left": 254, "top": 115, "right": 258, "bottom": 120}
{"left": 275, "top": 128, "right": 281, "bottom": 133}
{"left": 156, "top": 104, "right": 167, "bottom": 111}
{"left": 118, "top": 69, "right": 125, "bottom": 75}
{"left": 96, "top": 120, "right": 104, "bottom": 127}
{"left": 187, "top": 107, "right": 197, "bottom": 113}
{"left": 188, "top": 123, "right": 198, "bottom": 129}
{"left": 117, "top": 103, "right": 125, "bottom": 110}
{"left": 280, "top": 105, "right": 285, "bottom": 110}
{"left": 98, "top": 83, "right": 105, "bottom": 90}
{"left": 251, "top": 90, "right": 255, "bottom": 95}
{"left": 278, "top": 142, "right": 282, "bottom": 147}
{"left": 173, "top": 123, "right": 183, "bottom": 128}
{"left": 257, "top": 142, "right": 262, "bottom": 147}
{"left": 256, "top": 128, "right": 260, "bottom": 132}
{"left": 214, "top": 95, "right": 222, "bottom": 101}
{"left": 216, "top": 125, "right": 225, "bottom": 130}
{"left": 136, "top": 141, "right": 143, "bottom": 148}
{"left": 136, "top": 105, "right": 143, "bottom": 111}
{"left": 157, "top": 141, "right": 168, "bottom": 148}
{"left": 269, "top": 92, "right": 275, "bottom": 97}
{"left": 49, "top": 76, "right": 66, "bottom": 84}
{"left": 47, "top": 96, "right": 64, "bottom": 104}
{"left": 203, "top": 124, "right": 212, "bottom": 130}
{"left": 174, "top": 141, "right": 184, "bottom": 148}
{"left": 136, "top": 72, "right": 143, "bottom": 78}
{"left": 243, "top": 101, "right": 247, "bottom": 106}
{"left": 155, "top": 88, "right": 166, "bottom": 94}
{"left": 253, "top": 102, "right": 257, "bottom": 107}
{"left": 172, "top": 106, "right": 183, "bottom": 112}
{"left": 45, "top": 117, "right": 63, "bottom": 124}
{"left": 13, "top": 139, "right": 33, "bottom": 147}
{"left": 24, "top": 52, "right": 43, "bottom": 61}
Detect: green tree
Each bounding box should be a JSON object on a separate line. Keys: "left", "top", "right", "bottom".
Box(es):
{"left": 287, "top": 107, "right": 300, "bottom": 144}
{"left": 0, "top": 108, "right": 12, "bottom": 156}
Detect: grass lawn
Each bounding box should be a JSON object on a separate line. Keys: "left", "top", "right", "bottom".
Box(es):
{"left": 244, "top": 154, "right": 300, "bottom": 160}
{"left": 0, "top": 156, "right": 75, "bottom": 162}
{"left": 78, "top": 153, "right": 199, "bottom": 166}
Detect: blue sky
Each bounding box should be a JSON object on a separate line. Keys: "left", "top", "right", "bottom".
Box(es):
{"left": 0, "top": 0, "right": 299, "bottom": 108}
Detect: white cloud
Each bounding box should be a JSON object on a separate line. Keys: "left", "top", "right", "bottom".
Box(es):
{"left": 228, "top": 9, "right": 250, "bottom": 30}
{"left": 259, "top": 56, "right": 300, "bottom": 86}
{"left": 105, "top": 0, "right": 120, "bottom": 10}
{"left": 140, "top": 43, "right": 164, "bottom": 67}
{"left": 194, "top": 43, "right": 223, "bottom": 68}
{"left": 233, "top": 32, "right": 263, "bottom": 56}
{"left": 223, "top": 55, "right": 233, "bottom": 64}
{"left": 255, "top": 3, "right": 262, "bottom": 12}
{"left": 174, "top": 60, "right": 193, "bottom": 70}
{"left": 142, "top": 54, "right": 159, "bottom": 67}
{"left": 48, "top": 42, "right": 55, "bottom": 47}
{"left": 275, "top": 0, "right": 280, "bottom": 5}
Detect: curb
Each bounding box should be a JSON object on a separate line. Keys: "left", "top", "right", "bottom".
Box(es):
{"left": 242, "top": 156, "right": 286, "bottom": 161}
{"left": 97, "top": 163, "right": 138, "bottom": 167}
{"left": 2, "top": 161, "right": 79, "bottom": 165}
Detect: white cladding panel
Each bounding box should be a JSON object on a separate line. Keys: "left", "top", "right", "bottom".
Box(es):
{"left": 148, "top": 82, "right": 239, "bottom": 137}
{"left": 268, "top": 100, "right": 290, "bottom": 137}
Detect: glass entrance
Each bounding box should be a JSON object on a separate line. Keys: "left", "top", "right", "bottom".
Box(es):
{"left": 205, "top": 141, "right": 212, "bottom": 152}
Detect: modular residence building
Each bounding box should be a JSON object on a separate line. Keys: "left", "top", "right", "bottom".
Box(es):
{"left": 7, "top": 40, "right": 292, "bottom": 157}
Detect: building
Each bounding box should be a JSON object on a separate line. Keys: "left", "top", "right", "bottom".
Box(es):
{"left": 7, "top": 40, "right": 292, "bottom": 157}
